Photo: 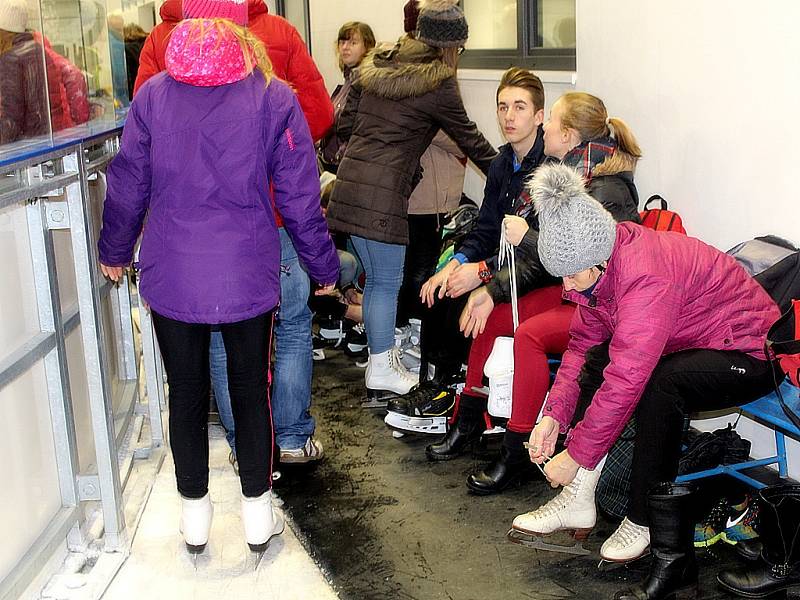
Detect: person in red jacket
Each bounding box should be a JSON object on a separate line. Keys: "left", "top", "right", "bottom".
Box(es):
{"left": 133, "top": 0, "right": 333, "bottom": 141}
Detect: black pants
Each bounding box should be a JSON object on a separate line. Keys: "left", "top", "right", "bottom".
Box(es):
{"left": 152, "top": 310, "right": 275, "bottom": 499}
{"left": 419, "top": 294, "right": 471, "bottom": 380}
{"left": 573, "top": 343, "right": 775, "bottom": 526}
{"left": 397, "top": 214, "right": 447, "bottom": 326}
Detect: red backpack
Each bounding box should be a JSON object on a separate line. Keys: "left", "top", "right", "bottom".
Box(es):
{"left": 639, "top": 195, "right": 686, "bottom": 234}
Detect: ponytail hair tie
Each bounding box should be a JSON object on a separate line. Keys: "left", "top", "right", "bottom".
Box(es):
{"left": 606, "top": 116, "right": 615, "bottom": 137}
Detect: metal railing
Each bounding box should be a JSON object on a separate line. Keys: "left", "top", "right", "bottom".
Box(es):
{"left": 0, "top": 130, "right": 164, "bottom": 600}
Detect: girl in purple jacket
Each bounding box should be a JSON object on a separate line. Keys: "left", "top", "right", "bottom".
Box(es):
{"left": 511, "top": 164, "right": 779, "bottom": 600}
{"left": 98, "top": 12, "right": 338, "bottom": 556}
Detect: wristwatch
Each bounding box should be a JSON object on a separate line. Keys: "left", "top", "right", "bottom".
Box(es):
{"left": 478, "top": 261, "right": 493, "bottom": 284}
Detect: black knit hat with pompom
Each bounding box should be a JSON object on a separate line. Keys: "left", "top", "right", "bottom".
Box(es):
{"left": 416, "top": 0, "right": 468, "bottom": 48}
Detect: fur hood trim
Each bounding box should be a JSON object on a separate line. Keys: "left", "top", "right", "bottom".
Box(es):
{"left": 357, "top": 35, "right": 453, "bottom": 100}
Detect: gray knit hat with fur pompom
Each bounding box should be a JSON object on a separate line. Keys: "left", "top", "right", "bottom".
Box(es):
{"left": 416, "top": 0, "right": 468, "bottom": 48}
{"left": 530, "top": 163, "right": 617, "bottom": 277}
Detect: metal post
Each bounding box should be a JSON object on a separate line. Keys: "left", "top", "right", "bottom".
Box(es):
{"left": 67, "top": 149, "right": 127, "bottom": 551}
{"left": 26, "top": 162, "right": 85, "bottom": 548}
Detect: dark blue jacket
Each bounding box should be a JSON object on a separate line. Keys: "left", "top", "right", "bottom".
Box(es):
{"left": 456, "top": 126, "right": 545, "bottom": 262}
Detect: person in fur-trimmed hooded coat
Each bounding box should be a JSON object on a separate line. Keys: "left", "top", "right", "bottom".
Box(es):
{"left": 326, "top": 0, "right": 496, "bottom": 398}
{"left": 327, "top": 2, "right": 496, "bottom": 246}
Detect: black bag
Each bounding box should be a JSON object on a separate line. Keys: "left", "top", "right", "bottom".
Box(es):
{"left": 677, "top": 424, "right": 751, "bottom": 475}
{"left": 728, "top": 235, "right": 800, "bottom": 430}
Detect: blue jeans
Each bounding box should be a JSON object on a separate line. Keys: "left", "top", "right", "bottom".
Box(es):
{"left": 212, "top": 228, "right": 315, "bottom": 452}
{"left": 350, "top": 236, "right": 406, "bottom": 354}
{"left": 337, "top": 249, "right": 358, "bottom": 288}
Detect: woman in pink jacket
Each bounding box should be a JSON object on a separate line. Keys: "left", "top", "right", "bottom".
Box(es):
{"left": 511, "top": 163, "right": 779, "bottom": 600}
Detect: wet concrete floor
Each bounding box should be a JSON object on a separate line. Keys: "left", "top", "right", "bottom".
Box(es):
{"left": 276, "top": 349, "right": 745, "bottom": 600}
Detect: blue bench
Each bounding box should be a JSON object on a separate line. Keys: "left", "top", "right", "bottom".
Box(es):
{"left": 676, "top": 380, "right": 800, "bottom": 489}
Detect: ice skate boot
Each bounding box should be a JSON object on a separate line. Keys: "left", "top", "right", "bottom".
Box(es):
{"left": 362, "top": 348, "right": 418, "bottom": 408}
{"left": 180, "top": 492, "right": 213, "bottom": 557}
{"left": 599, "top": 517, "right": 651, "bottom": 566}
{"left": 318, "top": 316, "right": 347, "bottom": 346}
{"left": 344, "top": 323, "right": 368, "bottom": 359}
{"left": 241, "top": 490, "right": 285, "bottom": 569}
{"left": 384, "top": 376, "right": 461, "bottom": 435}
{"left": 508, "top": 456, "right": 606, "bottom": 556}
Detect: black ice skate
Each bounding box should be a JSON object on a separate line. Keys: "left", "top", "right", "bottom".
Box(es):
{"left": 384, "top": 375, "right": 462, "bottom": 435}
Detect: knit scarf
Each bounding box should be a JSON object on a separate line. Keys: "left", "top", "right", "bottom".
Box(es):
{"left": 561, "top": 136, "right": 617, "bottom": 182}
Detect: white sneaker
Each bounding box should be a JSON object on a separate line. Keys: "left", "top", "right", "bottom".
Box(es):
{"left": 180, "top": 492, "right": 213, "bottom": 551}
{"left": 600, "top": 517, "right": 650, "bottom": 562}
{"left": 280, "top": 437, "right": 324, "bottom": 464}
{"left": 365, "top": 348, "right": 418, "bottom": 395}
{"left": 512, "top": 456, "right": 606, "bottom": 536}
{"left": 241, "top": 490, "right": 285, "bottom": 551}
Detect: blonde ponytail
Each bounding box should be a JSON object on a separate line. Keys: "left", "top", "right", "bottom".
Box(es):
{"left": 558, "top": 92, "right": 642, "bottom": 176}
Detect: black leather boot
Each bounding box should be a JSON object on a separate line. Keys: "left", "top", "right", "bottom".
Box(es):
{"left": 425, "top": 393, "right": 486, "bottom": 461}
{"left": 466, "top": 430, "right": 538, "bottom": 495}
{"left": 614, "top": 482, "right": 698, "bottom": 600}
{"left": 717, "top": 484, "right": 800, "bottom": 598}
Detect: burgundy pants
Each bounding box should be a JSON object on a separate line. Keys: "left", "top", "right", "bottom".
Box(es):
{"left": 464, "top": 285, "right": 574, "bottom": 433}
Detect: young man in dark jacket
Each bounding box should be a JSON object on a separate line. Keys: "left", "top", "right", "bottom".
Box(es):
{"left": 391, "top": 68, "right": 548, "bottom": 428}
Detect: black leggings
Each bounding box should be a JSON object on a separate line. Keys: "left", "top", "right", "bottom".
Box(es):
{"left": 152, "top": 310, "right": 275, "bottom": 499}
{"left": 397, "top": 214, "right": 447, "bottom": 326}
{"left": 573, "top": 343, "right": 775, "bottom": 526}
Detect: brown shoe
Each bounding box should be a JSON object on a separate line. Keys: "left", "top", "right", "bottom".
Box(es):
{"left": 279, "top": 437, "right": 324, "bottom": 464}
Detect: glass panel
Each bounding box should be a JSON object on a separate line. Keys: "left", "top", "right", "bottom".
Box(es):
{"left": 463, "top": 0, "right": 518, "bottom": 51}
{"left": 0, "top": 360, "right": 62, "bottom": 582}
{"left": 38, "top": 0, "right": 94, "bottom": 134}
{"left": 0, "top": 0, "right": 53, "bottom": 154}
{"left": 533, "top": 0, "right": 575, "bottom": 49}
{"left": 0, "top": 202, "right": 41, "bottom": 363}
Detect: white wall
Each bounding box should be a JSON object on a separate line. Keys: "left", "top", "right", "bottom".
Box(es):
{"left": 575, "top": 0, "right": 800, "bottom": 251}
{"left": 309, "top": 0, "right": 407, "bottom": 93}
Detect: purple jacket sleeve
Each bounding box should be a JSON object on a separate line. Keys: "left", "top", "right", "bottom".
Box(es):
{"left": 566, "top": 276, "right": 681, "bottom": 469}
{"left": 270, "top": 91, "right": 339, "bottom": 286}
{"left": 98, "top": 99, "right": 152, "bottom": 266}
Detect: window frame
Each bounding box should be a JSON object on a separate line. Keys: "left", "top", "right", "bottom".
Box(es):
{"left": 458, "top": 0, "right": 576, "bottom": 72}
{"left": 274, "top": 0, "right": 312, "bottom": 54}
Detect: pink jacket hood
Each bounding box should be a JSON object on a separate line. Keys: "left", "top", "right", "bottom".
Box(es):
{"left": 544, "top": 222, "right": 780, "bottom": 469}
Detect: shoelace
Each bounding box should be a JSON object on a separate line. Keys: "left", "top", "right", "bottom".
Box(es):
{"left": 527, "top": 484, "right": 578, "bottom": 519}
{"left": 498, "top": 225, "right": 519, "bottom": 332}
{"left": 389, "top": 349, "right": 417, "bottom": 383}
{"left": 610, "top": 519, "right": 649, "bottom": 548}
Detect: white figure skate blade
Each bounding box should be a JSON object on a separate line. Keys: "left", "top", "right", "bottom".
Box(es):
{"left": 506, "top": 528, "right": 592, "bottom": 557}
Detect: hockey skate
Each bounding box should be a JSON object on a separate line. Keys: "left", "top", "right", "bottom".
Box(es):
{"left": 318, "top": 316, "right": 347, "bottom": 347}
{"left": 508, "top": 456, "right": 606, "bottom": 556}
{"left": 344, "top": 323, "right": 368, "bottom": 359}
{"left": 361, "top": 347, "right": 418, "bottom": 408}
{"left": 384, "top": 374, "right": 463, "bottom": 435}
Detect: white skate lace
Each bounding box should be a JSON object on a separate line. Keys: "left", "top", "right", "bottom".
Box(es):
{"left": 608, "top": 518, "right": 649, "bottom": 549}
{"left": 526, "top": 481, "right": 579, "bottom": 519}
{"left": 389, "top": 348, "right": 418, "bottom": 384}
